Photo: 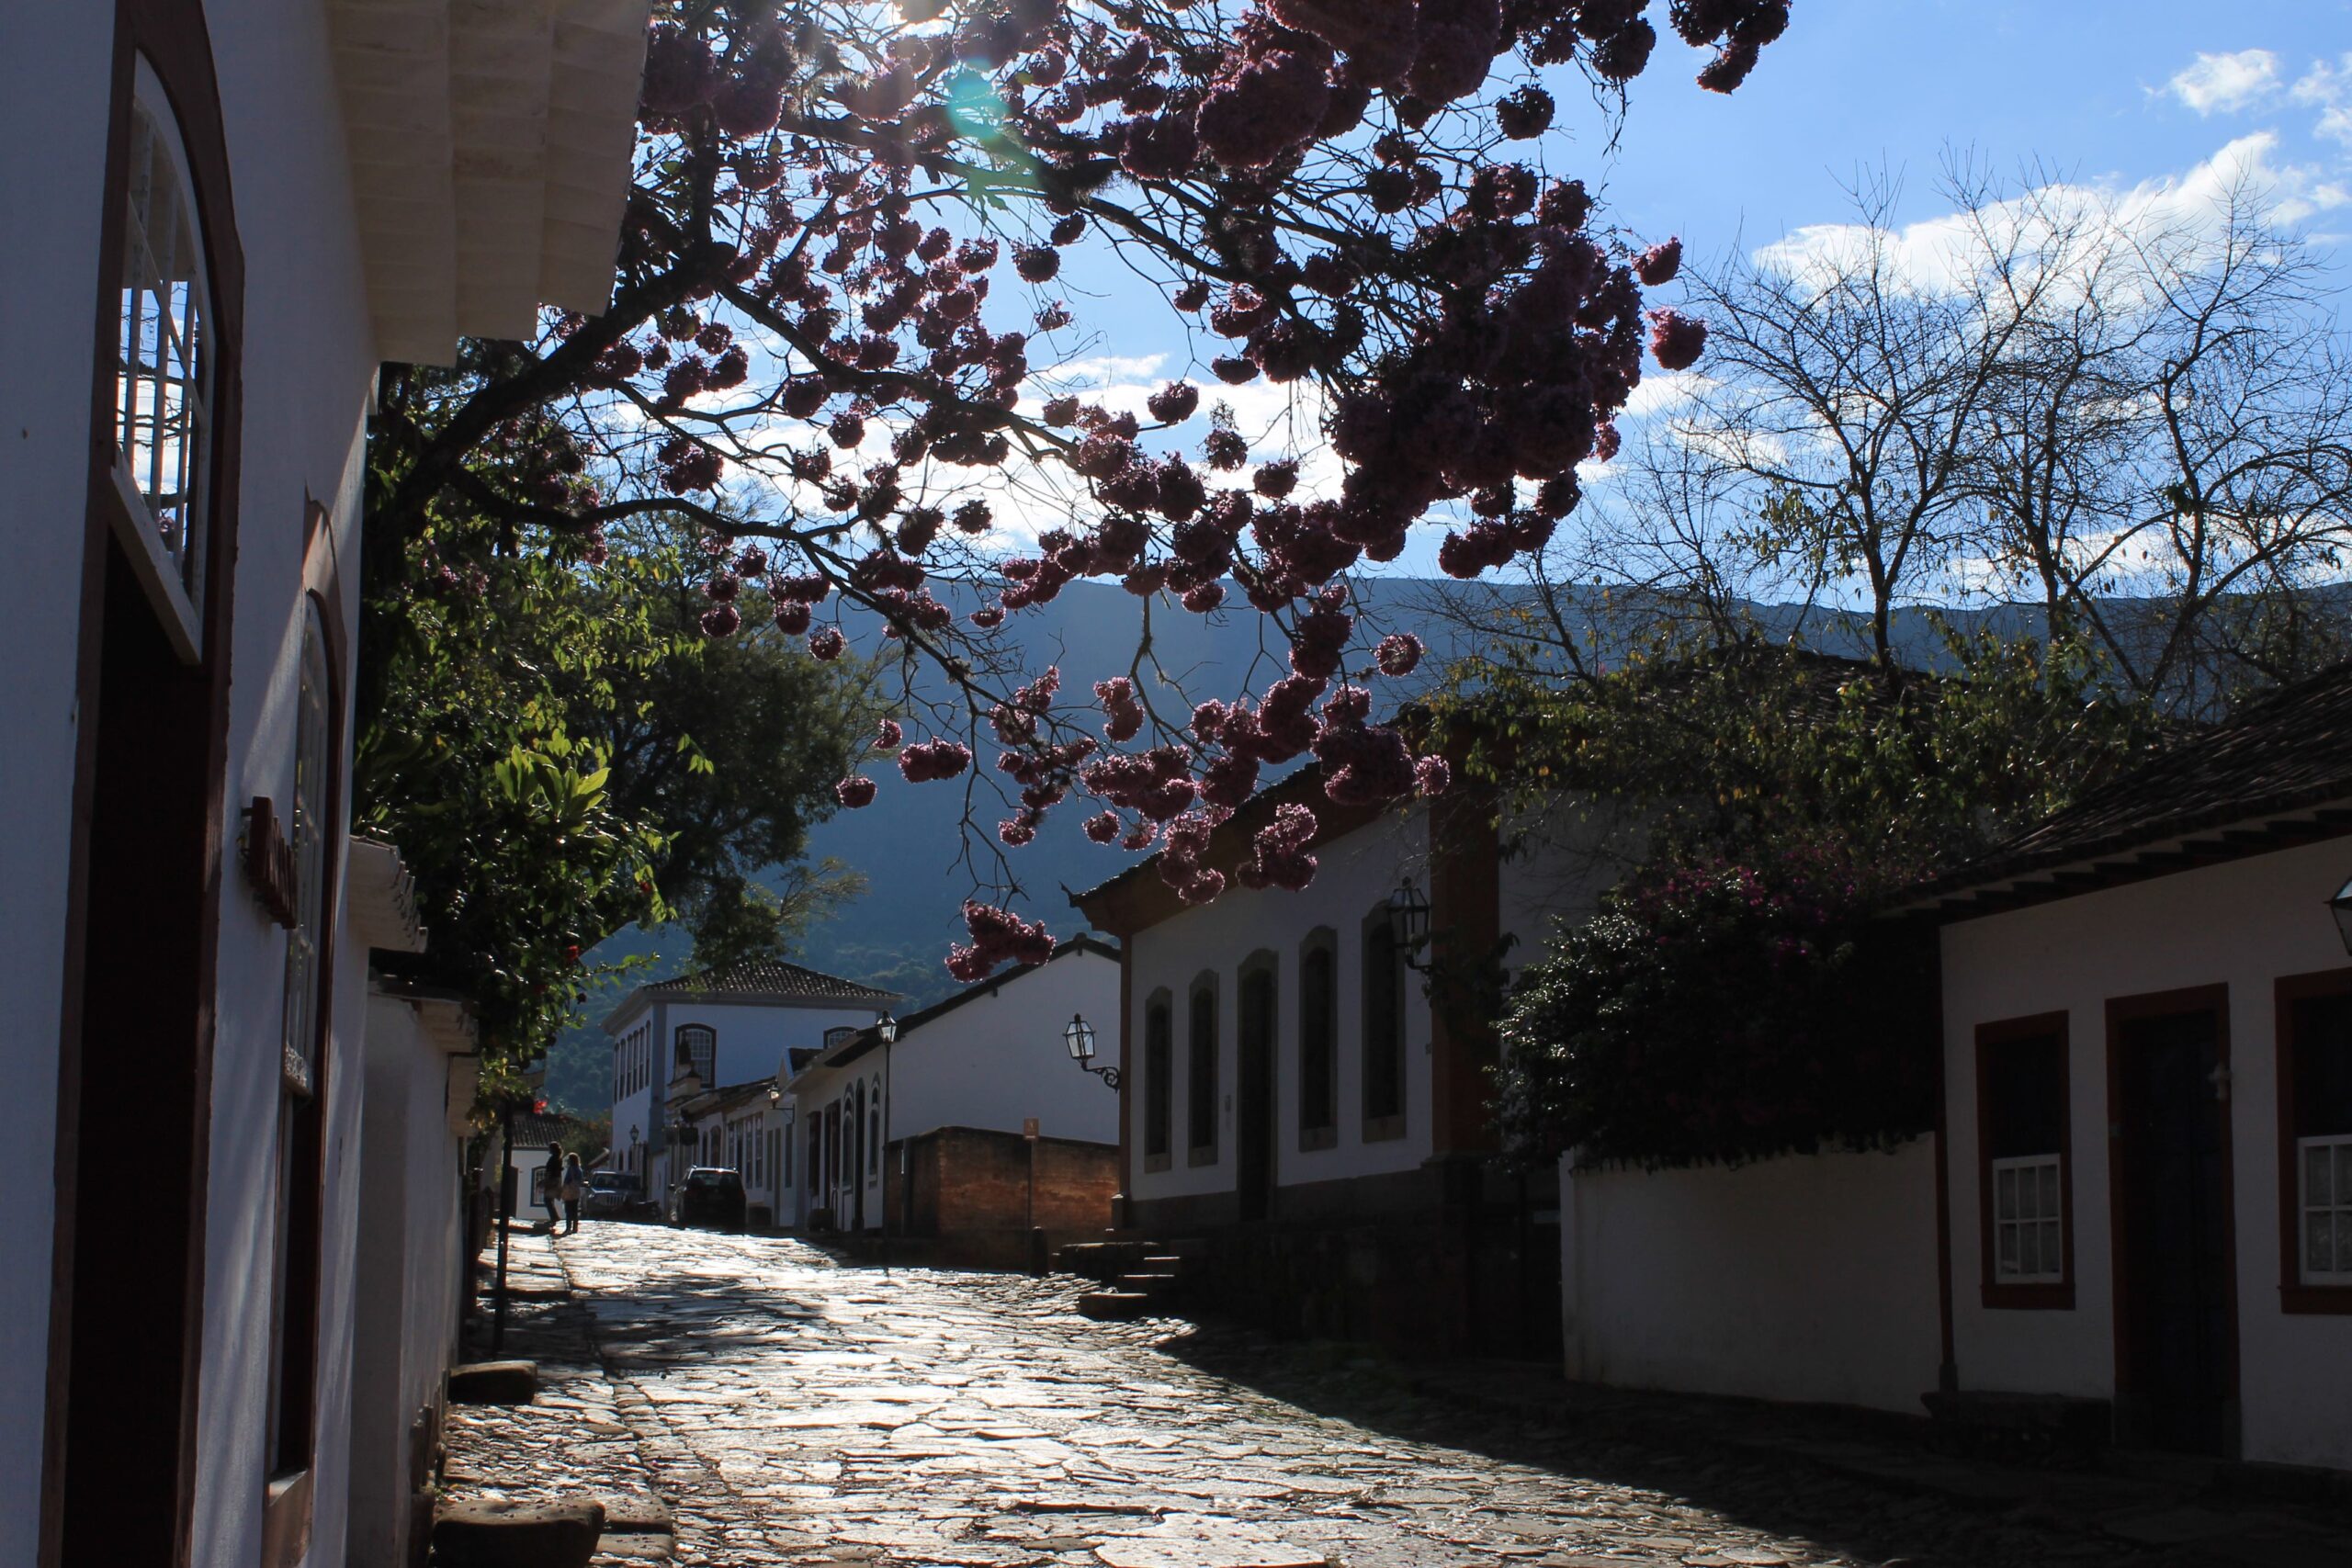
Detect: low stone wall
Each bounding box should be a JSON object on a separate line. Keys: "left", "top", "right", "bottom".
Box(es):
{"left": 885, "top": 1126, "right": 1118, "bottom": 1266}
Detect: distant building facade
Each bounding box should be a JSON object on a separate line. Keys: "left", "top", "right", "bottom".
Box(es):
{"left": 780, "top": 936, "right": 1121, "bottom": 1247}
{"left": 601, "top": 959, "right": 899, "bottom": 1208}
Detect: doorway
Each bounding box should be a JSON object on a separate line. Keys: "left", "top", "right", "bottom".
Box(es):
{"left": 2108, "top": 988, "right": 2237, "bottom": 1456}
{"left": 1237, "top": 960, "right": 1277, "bottom": 1224}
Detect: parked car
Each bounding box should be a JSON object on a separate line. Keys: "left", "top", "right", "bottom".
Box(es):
{"left": 582, "top": 1170, "right": 644, "bottom": 1220}
{"left": 667, "top": 1167, "right": 748, "bottom": 1232}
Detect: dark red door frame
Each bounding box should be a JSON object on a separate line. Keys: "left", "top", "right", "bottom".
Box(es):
{"left": 2104, "top": 983, "right": 2240, "bottom": 1455}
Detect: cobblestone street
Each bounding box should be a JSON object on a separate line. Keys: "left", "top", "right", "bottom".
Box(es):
{"left": 442, "top": 1224, "right": 2324, "bottom": 1568}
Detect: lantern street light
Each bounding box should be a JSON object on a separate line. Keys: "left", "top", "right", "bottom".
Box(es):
{"left": 1388, "top": 877, "right": 1432, "bottom": 971}
{"left": 876, "top": 1010, "right": 899, "bottom": 1044}
{"left": 1066, "top": 1012, "right": 1119, "bottom": 1089}
{"left": 2331, "top": 874, "right": 2352, "bottom": 954}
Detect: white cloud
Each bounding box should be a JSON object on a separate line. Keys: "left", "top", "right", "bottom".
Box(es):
{"left": 2164, "top": 49, "right": 2281, "bottom": 115}
{"left": 1045, "top": 353, "right": 1170, "bottom": 387}
{"left": 1753, "top": 134, "right": 2346, "bottom": 297}
{"left": 2292, "top": 53, "right": 2352, "bottom": 147}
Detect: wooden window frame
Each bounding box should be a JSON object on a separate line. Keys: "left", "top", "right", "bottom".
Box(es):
{"left": 1361, "top": 906, "right": 1407, "bottom": 1143}
{"left": 1186, "top": 972, "right": 1220, "bottom": 1167}
{"left": 1142, "top": 988, "right": 1172, "bottom": 1173}
{"left": 1974, "top": 1011, "right": 2075, "bottom": 1310}
{"left": 2276, "top": 969, "right": 2352, "bottom": 1314}
{"left": 1297, "top": 928, "right": 1338, "bottom": 1152}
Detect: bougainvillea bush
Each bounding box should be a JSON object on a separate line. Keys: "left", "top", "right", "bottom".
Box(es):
{"left": 368, "top": 0, "right": 1794, "bottom": 977}
{"left": 1493, "top": 844, "right": 1939, "bottom": 1171}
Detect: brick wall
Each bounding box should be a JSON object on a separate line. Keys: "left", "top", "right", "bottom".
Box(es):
{"left": 887, "top": 1125, "right": 1116, "bottom": 1247}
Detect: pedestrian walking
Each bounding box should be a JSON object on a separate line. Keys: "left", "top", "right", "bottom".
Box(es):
{"left": 541, "top": 1143, "right": 565, "bottom": 1231}
{"left": 560, "top": 1151, "right": 586, "bottom": 1235}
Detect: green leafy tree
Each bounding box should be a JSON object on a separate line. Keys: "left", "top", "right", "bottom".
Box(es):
{"left": 356, "top": 488, "right": 874, "bottom": 1073}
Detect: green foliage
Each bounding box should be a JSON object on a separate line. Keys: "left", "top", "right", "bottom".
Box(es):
{"left": 1459, "top": 625, "right": 2159, "bottom": 1168}
{"left": 355, "top": 500, "right": 873, "bottom": 1066}
{"left": 1495, "top": 848, "right": 1939, "bottom": 1171}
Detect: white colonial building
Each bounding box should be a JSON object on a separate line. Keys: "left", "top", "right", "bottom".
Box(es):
{"left": 0, "top": 5, "right": 645, "bottom": 1564}
{"left": 1076, "top": 768, "right": 1633, "bottom": 1354}
{"left": 1555, "top": 664, "right": 2352, "bottom": 1472}
{"left": 601, "top": 959, "right": 899, "bottom": 1208}
{"left": 781, "top": 935, "right": 1122, "bottom": 1235}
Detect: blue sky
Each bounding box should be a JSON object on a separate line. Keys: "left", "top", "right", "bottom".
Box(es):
{"left": 945, "top": 3, "right": 2352, "bottom": 581}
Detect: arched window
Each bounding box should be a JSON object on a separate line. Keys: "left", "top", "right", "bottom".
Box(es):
{"left": 1298, "top": 931, "right": 1339, "bottom": 1150}
{"left": 1143, "top": 991, "right": 1173, "bottom": 1171}
{"left": 1363, "top": 905, "right": 1407, "bottom": 1140}
{"left": 1187, "top": 974, "right": 1219, "bottom": 1163}
{"left": 868, "top": 1076, "right": 883, "bottom": 1178}
{"left": 115, "top": 60, "right": 216, "bottom": 652}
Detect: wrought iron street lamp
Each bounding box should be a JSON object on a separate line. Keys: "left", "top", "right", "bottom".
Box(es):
{"left": 2331, "top": 873, "right": 2352, "bottom": 954}
{"left": 1066, "top": 1012, "right": 1119, "bottom": 1089}
{"left": 876, "top": 1010, "right": 899, "bottom": 1044}
{"left": 1389, "top": 876, "right": 1431, "bottom": 971}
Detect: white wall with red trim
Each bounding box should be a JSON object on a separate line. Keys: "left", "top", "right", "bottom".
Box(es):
{"left": 1941, "top": 836, "right": 2352, "bottom": 1471}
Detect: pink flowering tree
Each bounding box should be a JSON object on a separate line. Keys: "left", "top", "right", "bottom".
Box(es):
{"left": 367, "top": 0, "right": 1792, "bottom": 977}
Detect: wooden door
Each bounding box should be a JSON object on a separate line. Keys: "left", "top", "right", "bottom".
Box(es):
{"left": 2109, "top": 993, "right": 2237, "bottom": 1455}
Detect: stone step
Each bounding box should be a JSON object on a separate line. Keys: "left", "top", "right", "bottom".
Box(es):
{"left": 1078, "top": 1290, "right": 1154, "bottom": 1321}
{"left": 433, "top": 1497, "right": 605, "bottom": 1568}
{"left": 448, "top": 1359, "right": 539, "bottom": 1405}
{"left": 1118, "top": 1271, "right": 1181, "bottom": 1293}
{"left": 1141, "top": 1255, "right": 1185, "bottom": 1269}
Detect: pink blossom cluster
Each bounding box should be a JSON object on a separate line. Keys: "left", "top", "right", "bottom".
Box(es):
{"left": 1236, "top": 803, "right": 1320, "bottom": 892}
{"left": 898, "top": 739, "right": 972, "bottom": 783}
{"left": 1094, "top": 677, "right": 1146, "bottom": 743}
{"left": 1155, "top": 812, "right": 1227, "bottom": 906}
{"left": 947, "top": 899, "right": 1057, "bottom": 984}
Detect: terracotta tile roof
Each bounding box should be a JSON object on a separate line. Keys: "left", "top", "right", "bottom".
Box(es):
{"left": 1920, "top": 660, "right": 2352, "bottom": 903}
{"left": 640, "top": 959, "right": 898, "bottom": 1007}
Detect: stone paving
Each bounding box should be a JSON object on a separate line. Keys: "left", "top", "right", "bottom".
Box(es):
{"left": 440, "top": 1224, "right": 2315, "bottom": 1568}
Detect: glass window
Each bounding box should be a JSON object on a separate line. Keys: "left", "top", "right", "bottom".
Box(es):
{"left": 1187, "top": 979, "right": 1218, "bottom": 1157}
{"left": 2289, "top": 992, "right": 2352, "bottom": 1287}
{"left": 1979, "top": 1022, "right": 2069, "bottom": 1292}
{"left": 1144, "top": 995, "right": 1172, "bottom": 1163}
{"left": 1299, "top": 938, "right": 1337, "bottom": 1144}
{"left": 676, "top": 1024, "right": 716, "bottom": 1084}
{"left": 116, "top": 65, "right": 214, "bottom": 624}
{"left": 1363, "top": 914, "right": 1406, "bottom": 1134}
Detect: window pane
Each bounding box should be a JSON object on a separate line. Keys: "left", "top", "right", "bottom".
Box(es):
{"left": 2336, "top": 1212, "right": 2352, "bottom": 1276}
{"left": 1996, "top": 1166, "right": 2018, "bottom": 1223}
{"left": 2309, "top": 1211, "right": 2335, "bottom": 1276}
{"left": 2041, "top": 1221, "right": 2062, "bottom": 1274}
{"left": 2038, "top": 1161, "right": 2059, "bottom": 1217}
{"left": 2310, "top": 1143, "right": 2335, "bottom": 1208}
{"left": 2337, "top": 1144, "right": 2352, "bottom": 1202}
{"left": 1998, "top": 1223, "right": 2019, "bottom": 1274}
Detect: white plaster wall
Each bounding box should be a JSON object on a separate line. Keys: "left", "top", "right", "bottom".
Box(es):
{"left": 0, "top": 8, "right": 118, "bottom": 1555}
{"left": 345, "top": 992, "right": 467, "bottom": 1568}
{"left": 1125, "top": 807, "right": 1437, "bottom": 1205}
{"left": 1942, "top": 838, "right": 2352, "bottom": 1470}
{"left": 888, "top": 951, "right": 1123, "bottom": 1146}
{"left": 1562, "top": 1142, "right": 1942, "bottom": 1414}
{"left": 186, "top": 4, "right": 381, "bottom": 1560}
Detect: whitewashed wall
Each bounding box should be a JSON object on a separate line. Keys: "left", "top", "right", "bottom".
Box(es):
{"left": 1943, "top": 838, "right": 2352, "bottom": 1470}
{"left": 889, "top": 949, "right": 1123, "bottom": 1146}
{"left": 1125, "top": 807, "right": 1437, "bottom": 1206}
{"left": 345, "top": 990, "right": 468, "bottom": 1568}
{"left": 0, "top": 6, "right": 117, "bottom": 1554}
{"left": 1561, "top": 1143, "right": 1942, "bottom": 1414}
{"left": 150, "top": 2, "right": 383, "bottom": 1562}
